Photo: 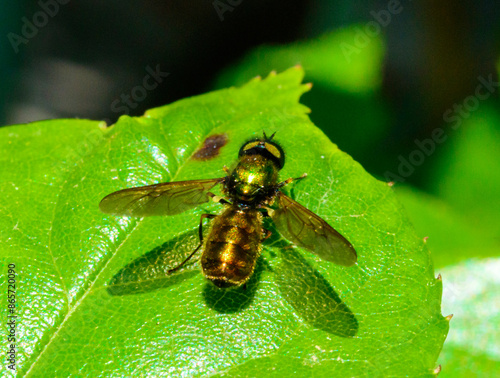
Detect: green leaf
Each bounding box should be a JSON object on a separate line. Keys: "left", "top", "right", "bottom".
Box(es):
{"left": 215, "top": 27, "right": 385, "bottom": 93}
{"left": 1, "top": 67, "right": 447, "bottom": 377}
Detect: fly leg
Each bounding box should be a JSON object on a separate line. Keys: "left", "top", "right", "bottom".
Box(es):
{"left": 261, "top": 208, "right": 272, "bottom": 218}
{"left": 168, "top": 193, "right": 228, "bottom": 274}
{"left": 167, "top": 213, "right": 216, "bottom": 274}
{"left": 208, "top": 192, "right": 232, "bottom": 206}
{"left": 277, "top": 172, "right": 307, "bottom": 188}
{"left": 262, "top": 205, "right": 282, "bottom": 220}
{"left": 262, "top": 228, "right": 272, "bottom": 240}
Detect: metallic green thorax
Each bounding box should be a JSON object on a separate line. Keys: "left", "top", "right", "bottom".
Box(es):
{"left": 224, "top": 154, "right": 280, "bottom": 206}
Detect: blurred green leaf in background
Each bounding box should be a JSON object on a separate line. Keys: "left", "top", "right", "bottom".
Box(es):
{"left": 214, "top": 27, "right": 391, "bottom": 172}
{"left": 0, "top": 67, "right": 449, "bottom": 377}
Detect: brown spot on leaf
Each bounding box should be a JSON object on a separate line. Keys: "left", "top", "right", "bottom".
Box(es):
{"left": 192, "top": 133, "right": 228, "bottom": 160}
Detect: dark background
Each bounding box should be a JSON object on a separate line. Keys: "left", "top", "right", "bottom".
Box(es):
{"left": 1, "top": 0, "right": 499, "bottom": 187}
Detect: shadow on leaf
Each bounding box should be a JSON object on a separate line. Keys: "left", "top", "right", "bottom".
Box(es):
{"left": 107, "top": 229, "right": 201, "bottom": 296}
{"left": 202, "top": 257, "right": 264, "bottom": 313}
{"left": 274, "top": 238, "right": 358, "bottom": 338}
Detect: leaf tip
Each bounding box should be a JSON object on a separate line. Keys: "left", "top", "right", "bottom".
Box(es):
{"left": 423, "top": 236, "right": 429, "bottom": 243}
{"left": 433, "top": 365, "right": 442, "bottom": 375}
{"left": 98, "top": 120, "right": 108, "bottom": 130}
{"left": 445, "top": 314, "right": 454, "bottom": 322}
{"left": 436, "top": 273, "right": 442, "bottom": 281}
{"left": 387, "top": 181, "right": 395, "bottom": 187}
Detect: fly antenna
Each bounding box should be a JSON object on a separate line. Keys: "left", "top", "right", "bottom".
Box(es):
{"left": 262, "top": 131, "right": 276, "bottom": 141}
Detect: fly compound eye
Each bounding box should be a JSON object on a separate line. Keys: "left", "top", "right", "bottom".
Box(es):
{"left": 264, "top": 140, "right": 285, "bottom": 169}
{"left": 264, "top": 142, "right": 281, "bottom": 160}
{"left": 239, "top": 140, "right": 260, "bottom": 157}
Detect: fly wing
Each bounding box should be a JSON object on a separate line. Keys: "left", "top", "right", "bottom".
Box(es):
{"left": 99, "top": 178, "right": 224, "bottom": 217}
{"left": 272, "top": 192, "right": 357, "bottom": 266}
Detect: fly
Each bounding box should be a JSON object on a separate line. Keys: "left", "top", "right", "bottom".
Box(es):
{"left": 99, "top": 132, "right": 357, "bottom": 288}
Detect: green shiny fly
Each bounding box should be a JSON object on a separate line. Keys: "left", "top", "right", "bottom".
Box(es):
{"left": 100, "top": 132, "right": 357, "bottom": 288}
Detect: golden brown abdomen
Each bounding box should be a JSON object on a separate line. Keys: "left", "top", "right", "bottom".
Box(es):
{"left": 202, "top": 207, "right": 262, "bottom": 288}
